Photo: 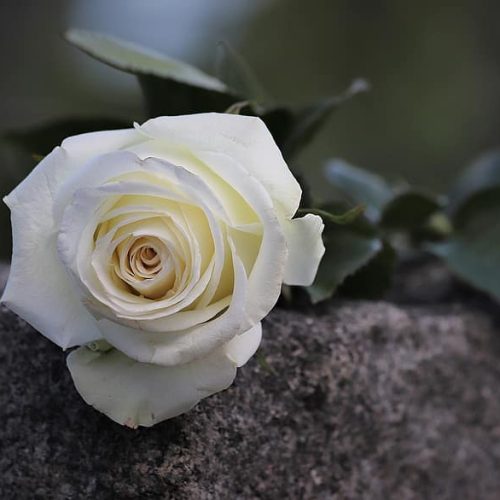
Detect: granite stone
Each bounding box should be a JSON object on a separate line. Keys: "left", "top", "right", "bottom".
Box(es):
{"left": 1, "top": 262, "right": 500, "bottom": 499}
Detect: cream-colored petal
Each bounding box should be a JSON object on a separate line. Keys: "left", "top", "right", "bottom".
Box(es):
{"left": 59, "top": 186, "right": 228, "bottom": 330}
{"left": 125, "top": 140, "right": 259, "bottom": 226}
{"left": 55, "top": 152, "right": 229, "bottom": 226}
{"left": 282, "top": 214, "right": 325, "bottom": 286}
{"left": 224, "top": 322, "right": 262, "bottom": 367}
{"left": 87, "top": 154, "right": 285, "bottom": 364}
{"left": 197, "top": 151, "right": 286, "bottom": 326}
{"left": 138, "top": 113, "right": 302, "bottom": 218}
{"left": 140, "top": 147, "right": 284, "bottom": 326}
{"left": 125, "top": 296, "right": 231, "bottom": 332}
{"left": 53, "top": 151, "right": 146, "bottom": 222}
{"left": 61, "top": 127, "right": 142, "bottom": 165}
{"left": 97, "top": 249, "right": 249, "bottom": 366}
{"left": 1, "top": 148, "right": 102, "bottom": 348}
{"left": 90, "top": 203, "right": 196, "bottom": 312}
{"left": 67, "top": 344, "right": 236, "bottom": 428}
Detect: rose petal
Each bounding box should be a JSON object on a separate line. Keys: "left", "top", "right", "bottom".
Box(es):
{"left": 126, "top": 139, "right": 260, "bottom": 227}
{"left": 57, "top": 175, "right": 228, "bottom": 324}
{"left": 67, "top": 344, "right": 236, "bottom": 428}
{"left": 224, "top": 322, "right": 262, "bottom": 367}
{"left": 97, "top": 248, "right": 248, "bottom": 366}
{"left": 282, "top": 214, "right": 325, "bottom": 286}
{"left": 193, "top": 150, "right": 287, "bottom": 325}
{"left": 138, "top": 113, "right": 302, "bottom": 218}
{"left": 1, "top": 149, "right": 102, "bottom": 348}
{"left": 61, "top": 128, "right": 142, "bottom": 165}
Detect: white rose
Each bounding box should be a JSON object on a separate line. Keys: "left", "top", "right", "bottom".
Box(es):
{"left": 2, "top": 113, "right": 324, "bottom": 427}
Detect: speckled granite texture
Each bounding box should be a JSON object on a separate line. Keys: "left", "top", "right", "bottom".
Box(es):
{"left": 1, "top": 262, "right": 500, "bottom": 499}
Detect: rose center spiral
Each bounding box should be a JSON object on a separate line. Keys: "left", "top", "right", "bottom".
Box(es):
{"left": 112, "top": 236, "right": 178, "bottom": 300}
{"left": 128, "top": 242, "right": 162, "bottom": 279}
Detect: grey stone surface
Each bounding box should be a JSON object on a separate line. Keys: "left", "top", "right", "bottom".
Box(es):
{"left": 1, "top": 261, "right": 500, "bottom": 499}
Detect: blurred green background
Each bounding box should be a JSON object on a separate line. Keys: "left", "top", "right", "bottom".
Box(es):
{"left": 1, "top": 0, "right": 500, "bottom": 257}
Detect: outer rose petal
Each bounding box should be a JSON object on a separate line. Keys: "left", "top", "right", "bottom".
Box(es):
{"left": 283, "top": 214, "right": 325, "bottom": 286}
{"left": 1, "top": 128, "right": 145, "bottom": 348}
{"left": 1, "top": 149, "right": 102, "bottom": 348}
{"left": 224, "top": 322, "right": 262, "bottom": 367}
{"left": 67, "top": 344, "right": 237, "bottom": 428}
{"left": 61, "top": 127, "right": 143, "bottom": 165}
{"left": 138, "top": 113, "right": 302, "bottom": 218}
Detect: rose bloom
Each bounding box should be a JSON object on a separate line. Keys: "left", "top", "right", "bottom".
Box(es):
{"left": 2, "top": 113, "right": 324, "bottom": 427}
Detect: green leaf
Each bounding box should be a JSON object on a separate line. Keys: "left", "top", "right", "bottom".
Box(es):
{"left": 65, "top": 29, "right": 228, "bottom": 91}
{"left": 324, "top": 159, "right": 393, "bottom": 221}
{"left": 215, "top": 42, "right": 269, "bottom": 105}
{"left": 306, "top": 224, "right": 382, "bottom": 303}
{"left": 324, "top": 160, "right": 442, "bottom": 234}
{"left": 268, "top": 79, "right": 369, "bottom": 160}
{"left": 4, "top": 117, "right": 130, "bottom": 156}
{"left": 65, "top": 29, "right": 238, "bottom": 116}
{"left": 430, "top": 188, "right": 500, "bottom": 299}
{"left": 448, "top": 150, "right": 500, "bottom": 214}
{"left": 380, "top": 190, "right": 443, "bottom": 230}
